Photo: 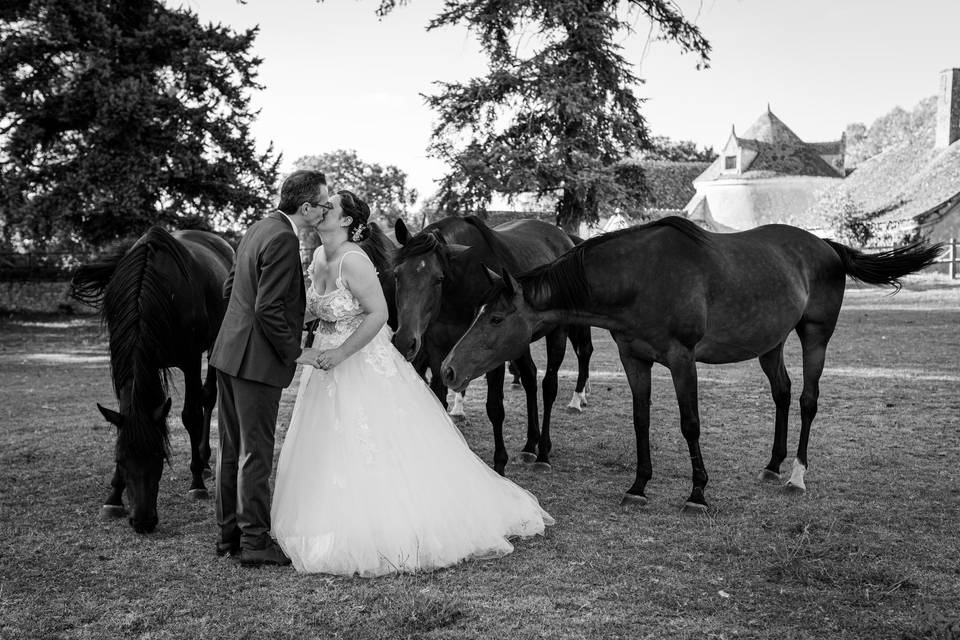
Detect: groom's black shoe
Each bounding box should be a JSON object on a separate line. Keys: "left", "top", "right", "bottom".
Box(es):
{"left": 215, "top": 531, "right": 241, "bottom": 557}
{"left": 240, "top": 542, "right": 291, "bottom": 567}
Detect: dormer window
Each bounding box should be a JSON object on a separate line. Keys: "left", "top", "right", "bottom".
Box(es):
{"left": 724, "top": 155, "right": 737, "bottom": 170}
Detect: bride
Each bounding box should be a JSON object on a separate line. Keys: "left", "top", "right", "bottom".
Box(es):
{"left": 271, "top": 190, "right": 553, "bottom": 577}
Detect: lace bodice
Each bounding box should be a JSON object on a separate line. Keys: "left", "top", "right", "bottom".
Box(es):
{"left": 305, "top": 251, "right": 396, "bottom": 375}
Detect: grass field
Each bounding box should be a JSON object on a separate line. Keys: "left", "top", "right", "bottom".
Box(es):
{"left": 1, "top": 278, "right": 959, "bottom": 639}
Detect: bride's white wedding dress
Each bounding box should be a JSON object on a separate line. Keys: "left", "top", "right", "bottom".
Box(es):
{"left": 271, "top": 251, "right": 553, "bottom": 577}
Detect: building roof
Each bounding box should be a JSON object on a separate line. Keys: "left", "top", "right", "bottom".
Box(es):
{"left": 695, "top": 108, "right": 843, "bottom": 182}
{"left": 812, "top": 138, "right": 960, "bottom": 225}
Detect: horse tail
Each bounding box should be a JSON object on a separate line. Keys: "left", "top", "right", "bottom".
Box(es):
{"left": 823, "top": 239, "right": 944, "bottom": 290}
{"left": 70, "top": 238, "right": 139, "bottom": 308}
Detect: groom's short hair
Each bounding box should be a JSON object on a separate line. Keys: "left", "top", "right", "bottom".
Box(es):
{"left": 277, "top": 170, "right": 327, "bottom": 215}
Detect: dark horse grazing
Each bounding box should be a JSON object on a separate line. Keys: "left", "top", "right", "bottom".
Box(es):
{"left": 393, "top": 215, "right": 594, "bottom": 475}
{"left": 441, "top": 217, "right": 942, "bottom": 510}
{"left": 71, "top": 227, "right": 234, "bottom": 532}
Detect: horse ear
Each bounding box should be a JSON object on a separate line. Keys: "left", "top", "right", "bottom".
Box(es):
{"left": 482, "top": 264, "right": 503, "bottom": 287}
{"left": 152, "top": 398, "right": 172, "bottom": 423}
{"left": 395, "top": 219, "right": 409, "bottom": 245}
{"left": 500, "top": 267, "right": 519, "bottom": 297}
{"left": 97, "top": 403, "right": 122, "bottom": 428}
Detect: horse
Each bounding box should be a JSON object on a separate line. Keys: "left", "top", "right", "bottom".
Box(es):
{"left": 440, "top": 216, "right": 942, "bottom": 511}
{"left": 71, "top": 227, "right": 234, "bottom": 532}
{"left": 393, "top": 215, "right": 594, "bottom": 475}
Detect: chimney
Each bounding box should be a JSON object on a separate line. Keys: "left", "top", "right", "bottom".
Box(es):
{"left": 936, "top": 68, "right": 960, "bottom": 148}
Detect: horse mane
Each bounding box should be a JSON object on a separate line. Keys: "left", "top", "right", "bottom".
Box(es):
{"left": 513, "top": 216, "right": 711, "bottom": 312}
{"left": 515, "top": 247, "right": 593, "bottom": 312}
{"left": 359, "top": 221, "right": 396, "bottom": 275}
{"left": 104, "top": 226, "right": 193, "bottom": 458}
{"left": 70, "top": 237, "right": 140, "bottom": 308}
{"left": 395, "top": 226, "right": 447, "bottom": 266}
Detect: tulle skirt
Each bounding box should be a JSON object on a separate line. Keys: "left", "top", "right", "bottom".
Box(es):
{"left": 271, "top": 327, "right": 554, "bottom": 577}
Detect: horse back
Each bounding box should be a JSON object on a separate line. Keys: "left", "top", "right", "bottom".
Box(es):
{"left": 493, "top": 219, "right": 574, "bottom": 271}
{"left": 582, "top": 223, "right": 845, "bottom": 363}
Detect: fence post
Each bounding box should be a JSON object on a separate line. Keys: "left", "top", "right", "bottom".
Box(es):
{"left": 951, "top": 238, "right": 957, "bottom": 280}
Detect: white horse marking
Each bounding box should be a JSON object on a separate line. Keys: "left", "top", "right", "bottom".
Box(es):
{"left": 785, "top": 458, "right": 807, "bottom": 492}
{"left": 448, "top": 391, "right": 466, "bottom": 418}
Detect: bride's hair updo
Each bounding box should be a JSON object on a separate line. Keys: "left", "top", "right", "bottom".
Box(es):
{"left": 338, "top": 190, "right": 371, "bottom": 243}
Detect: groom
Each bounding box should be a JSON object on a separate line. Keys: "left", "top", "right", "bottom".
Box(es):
{"left": 210, "top": 169, "right": 329, "bottom": 566}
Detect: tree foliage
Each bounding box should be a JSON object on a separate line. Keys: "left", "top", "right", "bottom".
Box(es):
{"left": 377, "top": 0, "right": 710, "bottom": 229}
{"left": 844, "top": 96, "right": 936, "bottom": 168}
{"left": 0, "top": 0, "right": 279, "bottom": 250}
{"left": 292, "top": 150, "right": 417, "bottom": 228}
{"left": 641, "top": 135, "right": 717, "bottom": 162}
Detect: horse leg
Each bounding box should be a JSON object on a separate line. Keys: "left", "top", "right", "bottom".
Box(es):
{"left": 508, "top": 361, "right": 522, "bottom": 387}
{"left": 182, "top": 359, "right": 210, "bottom": 500}
{"left": 428, "top": 351, "right": 449, "bottom": 410}
{"left": 101, "top": 464, "right": 127, "bottom": 518}
{"left": 617, "top": 349, "right": 652, "bottom": 511}
{"left": 787, "top": 321, "right": 832, "bottom": 493}
{"left": 448, "top": 387, "right": 466, "bottom": 419}
{"left": 566, "top": 325, "right": 593, "bottom": 412}
{"left": 511, "top": 350, "right": 540, "bottom": 463}
{"left": 757, "top": 343, "right": 791, "bottom": 482}
{"left": 536, "top": 329, "right": 567, "bottom": 471}
{"left": 200, "top": 361, "right": 217, "bottom": 479}
{"left": 484, "top": 364, "right": 509, "bottom": 475}
{"left": 667, "top": 347, "right": 709, "bottom": 512}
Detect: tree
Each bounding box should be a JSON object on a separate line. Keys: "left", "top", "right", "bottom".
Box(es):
{"left": 844, "top": 96, "right": 936, "bottom": 168}
{"left": 292, "top": 150, "right": 417, "bottom": 228}
{"left": 377, "top": 0, "right": 711, "bottom": 230}
{"left": 0, "top": 0, "right": 279, "bottom": 250}
{"left": 641, "top": 136, "right": 717, "bottom": 162}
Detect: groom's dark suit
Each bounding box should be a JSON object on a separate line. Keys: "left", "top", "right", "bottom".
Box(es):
{"left": 210, "top": 211, "right": 305, "bottom": 552}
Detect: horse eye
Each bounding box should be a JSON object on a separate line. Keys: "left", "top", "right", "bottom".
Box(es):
{"left": 490, "top": 315, "right": 504, "bottom": 326}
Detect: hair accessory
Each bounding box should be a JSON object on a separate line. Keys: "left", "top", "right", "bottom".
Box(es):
{"left": 352, "top": 224, "right": 366, "bottom": 242}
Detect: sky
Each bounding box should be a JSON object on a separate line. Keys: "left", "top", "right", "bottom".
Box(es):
{"left": 180, "top": 0, "right": 960, "bottom": 204}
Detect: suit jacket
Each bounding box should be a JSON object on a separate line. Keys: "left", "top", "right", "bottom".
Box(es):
{"left": 210, "top": 212, "right": 305, "bottom": 388}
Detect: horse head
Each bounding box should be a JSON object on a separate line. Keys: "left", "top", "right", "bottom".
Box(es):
{"left": 393, "top": 221, "right": 475, "bottom": 361}
{"left": 441, "top": 266, "right": 536, "bottom": 392}
{"left": 97, "top": 396, "right": 171, "bottom": 534}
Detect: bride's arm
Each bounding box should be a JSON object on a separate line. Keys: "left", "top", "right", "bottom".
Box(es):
{"left": 315, "top": 253, "right": 388, "bottom": 369}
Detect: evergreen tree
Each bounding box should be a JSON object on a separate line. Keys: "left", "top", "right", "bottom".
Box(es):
{"left": 377, "top": 0, "right": 710, "bottom": 229}
{"left": 0, "top": 0, "right": 279, "bottom": 249}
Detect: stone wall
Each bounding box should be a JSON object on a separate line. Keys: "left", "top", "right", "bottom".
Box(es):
{"left": 0, "top": 280, "right": 98, "bottom": 314}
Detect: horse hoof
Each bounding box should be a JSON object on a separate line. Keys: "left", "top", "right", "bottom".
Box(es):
{"left": 783, "top": 482, "right": 806, "bottom": 494}
{"left": 757, "top": 469, "right": 781, "bottom": 482}
{"left": 188, "top": 488, "right": 210, "bottom": 500}
{"left": 532, "top": 462, "right": 552, "bottom": 473}
{"left": 100, "top": 504, "right": 127, "bottom": 519}
{"left": 517, "top": 452, "right": 537, "bottom": 463}
{"left": 619, "top": 494, "right": 648, "bottom": 512}
{"left": 681, "top": 501, "right": 708, "bottom": 514}
{"left": 566, "top": 405, "right": 582, "bottom": 414}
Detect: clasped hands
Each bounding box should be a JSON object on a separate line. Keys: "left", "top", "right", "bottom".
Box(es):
{"left": 296, "top": 346, "right": 345, "bottom": 370}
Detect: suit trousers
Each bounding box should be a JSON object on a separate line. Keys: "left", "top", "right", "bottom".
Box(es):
{"left": 215, "top": 370, "right": 283, "bottom": 550}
